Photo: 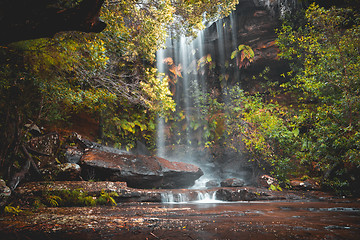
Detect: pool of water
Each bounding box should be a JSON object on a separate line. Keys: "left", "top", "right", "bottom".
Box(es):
{"left": 1, "top": 200, "right": 360, "bottom": 239}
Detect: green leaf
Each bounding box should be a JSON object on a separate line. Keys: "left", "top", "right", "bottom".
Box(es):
{"left": 231, "top": 50, "right": 237, "bottom": 59}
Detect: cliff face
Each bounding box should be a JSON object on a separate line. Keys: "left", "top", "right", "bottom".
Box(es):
{"left": 201, "top": 0, "right": 297, "bottom": 93}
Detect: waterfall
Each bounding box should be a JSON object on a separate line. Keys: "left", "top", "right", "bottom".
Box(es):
{"left": 154, "top": 7, "right": 243, "bottom": 188}
{"left": 161, "top": 190, "right": 220, "bottom": 203}
{"left": 155, "top": 0, "right": 295, "bottom": 188}
{"left": 155, "top": 30, "right": 209, "bottom": 164}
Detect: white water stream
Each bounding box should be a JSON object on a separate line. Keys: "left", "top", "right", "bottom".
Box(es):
{"left": 161, "top": 190, "right": 223, "bottom": 204}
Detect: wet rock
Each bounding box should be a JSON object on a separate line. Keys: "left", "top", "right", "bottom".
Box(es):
{"left": 216, "top": 188, "right": 257, "bottom": 201}
{"left": 221, "top": 178, "right": 245, "bottom": 187}
{"left": 258, "top": 174, "right": 278, "bottom": 188}
{"left": 14, "top": 181, "right": 333, "bottom": 206}
{"left": 80, "top": 149, "right": 203, "bottom": 189}
{"left": 39, "top": 162, "right": 81, "bottom": 181}
{"left": 64, "top": 147, "right": 83, "bottom": 164}
{"left": 206, "top": 180, "right": 219, "bottom": 188}
{"left": 290, "top": 179, "right": 321, "bottom": 191}
{"left": 55, "top": 163, "right": 82, "bottom": 181}
{"left": 15, "top": 181, "right": 162, "bottom": 203}
{"left": 214, "top": 187, "right": 292, "bottom": 201}
{"left": 2, "top": 192, "right": 359, "bottom": 240}
{"left": 16, "top": 181, "right": 127, "bottom": 195}
{"left": 0, "top": 179, "right": 11, "bottom": 207}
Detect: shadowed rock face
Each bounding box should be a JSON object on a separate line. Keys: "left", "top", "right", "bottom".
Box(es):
{"left": 201, "top": 0, "right": 290, "bottom": 93}
{"left": 80, "top": 150, "right": 203, "bottom": 189}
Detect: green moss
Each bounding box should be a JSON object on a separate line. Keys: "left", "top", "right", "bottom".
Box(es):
{"left": 38, "top": 189, "right": 118, "bottom": 207}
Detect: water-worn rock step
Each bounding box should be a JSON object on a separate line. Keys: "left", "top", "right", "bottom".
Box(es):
{"left": 15, "top": 181, "right": 162, "bottom": 203}
{"left": 80, "top": 149, "right": 204, "bottom": 189}
{"left": 14, "top": 181, "right": 332, "bottom": 204}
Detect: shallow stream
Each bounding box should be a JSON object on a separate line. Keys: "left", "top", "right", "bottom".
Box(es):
{"left": 1, "top": 199, "right": 360, "bottom": 239}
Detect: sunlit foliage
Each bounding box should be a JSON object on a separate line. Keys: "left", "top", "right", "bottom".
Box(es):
{"left": 0, "top": 0, "right": 238, "bottom": 180}
{"left": 276, "top": 3, "right": 360, "bottom": 193}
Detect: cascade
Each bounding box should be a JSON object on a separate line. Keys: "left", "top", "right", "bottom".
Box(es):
{"left": 195, "top": 191, "right": 219, "bottom": 203}
{"left": 161, "top": 192, "right": 189, "bottom": 203}
{"left": 161, "top": 190, "right": 219, "bottom": 203}
{"left": 155, "top": 30, "right": 210, "bottom": 168}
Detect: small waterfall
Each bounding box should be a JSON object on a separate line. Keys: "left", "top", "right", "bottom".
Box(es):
{"left": 194, "top": 191, "right": 219, "bottom": 203}
{"left": 161, "top": 190, "right": 220, "bottom": 203}
{"left": 161, "top": 192, "right": 189, "bottom": 203}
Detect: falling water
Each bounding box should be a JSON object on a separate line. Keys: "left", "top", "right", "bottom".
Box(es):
{"left": 161, "top": 190, "right": 220, "bottom": 204}
{"left": 216, "top": 18, "right": 226, "bottom": 85}
{"left": 230, "top": 11, "right": 240, "bottom": 82}
{"left": 156, "top": 47, "right": 166, "bottom": 158}
{"left": 155, "top": 30, "right": 208, "bottom": 158}
{"left": 194, "top": 191, "right": 220, "bottom": 203}
{"left": 161, "top": 192, "right": 189, "bottom": 203}
{"left": 178, "top": 36, "right": 192, "bottom": 148}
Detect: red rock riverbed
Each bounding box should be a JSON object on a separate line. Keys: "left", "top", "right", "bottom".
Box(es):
{"left": 1, "top": 200, "right": 360, "bottom": 239}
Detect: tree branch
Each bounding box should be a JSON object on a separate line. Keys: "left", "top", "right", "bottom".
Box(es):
{"left": 8, "top": 145, "right": 42, "bottom": 191}
{"left": 0, "top": 0, "right": 107, "bottom": 44}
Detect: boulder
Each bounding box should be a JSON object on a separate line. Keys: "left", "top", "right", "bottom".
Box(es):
{"left": 55, "top": 163, "right": 82, "bottom": 181}
{"left": 290, "top": 179, "right": 321, "bottom": 191}
{"left": 216, "top": 188, "right": 258, "bottom": 201}
{"left": 64, "top": 147, "right": 83, "bottom": 164}
{"left": 39, "top": 163, "right": 81, "bottom": 181}
{"left": 220, "top": 178, "right": 245, "bottom": 187}
{"left": 80, "top": 150, "right": 203, "bottom": 189}
{"left": 215, "top": 187, "right": 290, "bottom": 201}
{"left": 206, "top": 180, "right": 219, "bottom": 188}
{"left": 258, "top": 175, "right": 278, "bottom": 188}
